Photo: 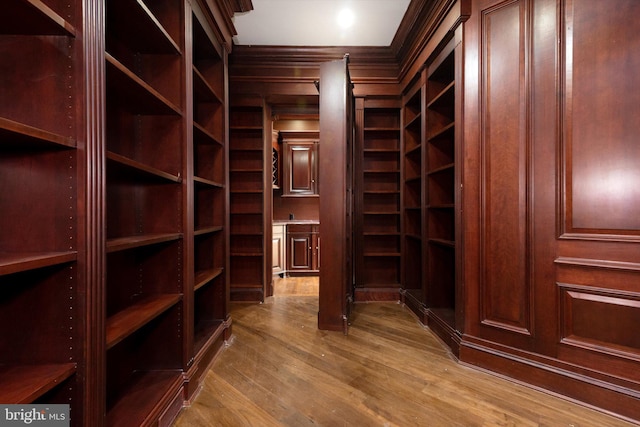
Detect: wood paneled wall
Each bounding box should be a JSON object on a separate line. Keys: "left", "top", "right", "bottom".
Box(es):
{"left": 461, "top": 0, "right": 640, "bottom": 421}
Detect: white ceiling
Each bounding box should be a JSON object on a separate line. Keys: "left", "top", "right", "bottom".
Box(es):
{"left": 232, "top": 0, "right": 412, "bottom": 47}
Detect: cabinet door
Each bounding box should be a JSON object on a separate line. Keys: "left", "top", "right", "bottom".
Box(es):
{"left": 283, "top": 142, "right": 317, "bottom": 196}
{"left": 288, "top": 234, "right": 313, "bottom": 271}
{"left": 312, "top": 234, "right": 320, "bottom": 271}
{"left": 272, "top": 226, "right": 286, "bottom": 274}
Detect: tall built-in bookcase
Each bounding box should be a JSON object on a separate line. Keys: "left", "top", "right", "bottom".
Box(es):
{"left": 104, "top": 0, "right": 185, "bottom": 424}
{"left": 187, "top": 2, "right": 229, "bottom": 397}
{"left": 355, "top": 98, "right": 402, "bottom": 300}
{"left": 401, "top": 78, "right": 425, "bottom": 315}
{"left": 424, "top": 40, "right": 459, "bottom": 338}
{"left": 228, "top": 101, "right": 270, "bottom": 301}
{"left": 0, "top": 0, "right": 83, "bottom": 418}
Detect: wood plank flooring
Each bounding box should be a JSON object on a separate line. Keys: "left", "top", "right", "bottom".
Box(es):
{"left": 173, "top": 277, "right": 634, "bottom": 426}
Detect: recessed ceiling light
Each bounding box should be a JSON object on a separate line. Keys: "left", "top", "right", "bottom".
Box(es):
{"left": 337, "top": 8, "right": 355, "bottom": 29}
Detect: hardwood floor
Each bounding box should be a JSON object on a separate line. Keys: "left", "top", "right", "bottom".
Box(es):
{"left": 173, "top": 277, "right": 633, "bottom": 426}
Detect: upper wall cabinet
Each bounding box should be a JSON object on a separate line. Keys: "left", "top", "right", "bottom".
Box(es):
{"left": 282, "top": 140, "right": 318, "bottom": 197}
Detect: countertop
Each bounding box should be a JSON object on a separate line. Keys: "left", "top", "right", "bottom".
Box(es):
{"left": 273, "top": 220, "right": 319, "bottom": 225}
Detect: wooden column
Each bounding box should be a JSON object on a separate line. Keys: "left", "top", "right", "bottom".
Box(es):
{"left": 318, "top": 56, "right": 354, "bottom": 332}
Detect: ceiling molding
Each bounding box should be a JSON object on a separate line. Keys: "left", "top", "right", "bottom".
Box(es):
{"left": 229, "top": 45, "right": 398, "bottom": 67}
{"left": 227, "top": 0, "right": 467, "bottom": 101}
{"left": 228, "top": 0, "right": 253, "bottom": 13}
{"left": 200, "top": 0, "right": 248, "bottom": 50}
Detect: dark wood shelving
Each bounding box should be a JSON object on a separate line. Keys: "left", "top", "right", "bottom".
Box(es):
{"left": 424, "top": 42, "right": 458, "bottom": 341}
{"left": 194, "top": 226, "right": 223, "bottom": 237}
{"left": 106, "top": 233, "right": 182, "bottom": 253}
{"left": 402, "top": 81, "right": 424, "bottom": 305}
{"left": 427, "top": 81, "right": 455, "bottom": 109}
{"left": 194, "top": 176, "right": 224, "bottom": 188}
{"left": 405, "top": 144, "right": 422, "bottom": 157}
{"left": 107, "top": 151, "right": 181, "bottom": 182}
{"left": 230, "top": 252, "right": 263, "bottom": 257}
{"left": 106, "top": 370, "right": 183, "bottom": 427}
{"left": 428, "top": 238, "right": 455, "bottom": 248}
{"left": 364, "top": 252, "right": 401, "bottom": 257}
{"left": 106, "top": 293, "right": 182, "bottom": 350}
{"left": 4, "top": 0, "right": 228, "bottom": 424}
{"left": 428, "top": 121, "right": 455, "bottom": 141}
{"left": 364, "top": 211, "right": 401, "bottom": 215}
{"left": 364, "top": 190, "right": 400, "bottom": 195}
{"left": 229, "top": 167, "right": 263, "bottom": 172}
{"left": 187, "top": 4, "right": 229, "bottom": 403}
{"left": 193, "top": 320, "right": 224, "bottom": 354}
{"left": 3, "top": 0, "right": 76, "bottom": 36}
{"left": 355, "top": 102, "right": 402, "bottom": 299}
{"left": 363, "top": 148, "right": 400, "bottom": 153}
{"left": 364, "top": 127, "right": 400, "bottom": 132}
{"left": 194, "top": 122, "right": 223, "bottom": 146}
{"left": 194, "top": 267, "right": 224, "bottom": 292}
{"left": 229, "top": 125, "right": 263, "bottom": 130}
{"left": 193, "top": 66, "right": 223, "bottom": 103}
{"left": 229, "top": 103, "right": 267, "bottom": 302}
{"left": 0, "top": 251, "right": 77, "bottom": 276}
{"left": 105, "top": 54, "right": 182, "bottom": 116}
{"left": 0, "top": 363, "right": 76, "bottom": 404}
{"left": 0, "top": 117, "right": 76, "bottom": 149}
{"left": 427, "top": 203, "right": 455, "bottom": 209}
{"left": 364, "top": 170, "right": 399, "bottom": 174}
{"left": 106, "top": 0, "right": 180, "bottom": 55}
{"left": 230, "top": 231, "right": 264, "bottom": 236}
{"left": 427, "top": 163, "right": 455, "bottom": 175}
{"left": 0, "top": 0, "right": 82, "bottom": 417}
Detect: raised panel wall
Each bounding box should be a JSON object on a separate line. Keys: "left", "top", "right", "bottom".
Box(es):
{"left": 463, "top": 0, "right": 640, "bottom": 421}
{"left": 563, "top": 0, "right": 640, "bottom": 236}
{"left": 479, "top": 0, "right": 531, "bottom": 335}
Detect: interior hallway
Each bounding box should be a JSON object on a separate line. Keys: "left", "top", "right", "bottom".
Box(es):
{"left": 173, "top": 277, "right": 633, "bottom": 426}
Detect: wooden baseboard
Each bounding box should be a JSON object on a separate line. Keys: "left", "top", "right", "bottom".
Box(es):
{"left": 460, "top": 338, "right": 640, "bottom": 424}
{"left": 354, "top": 287, "right": 401, "bottom": 302}
{"left": 426, "top": 310, "right": 461, "bottom": 358}
{"left": 230, "top": 288, "right": 264, "bottom": 302}
{"left": 182, "top": 318, "right": 233, "bottom": 404}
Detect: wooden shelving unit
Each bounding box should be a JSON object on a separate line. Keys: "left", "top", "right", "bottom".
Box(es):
{"left": 0, "top": 0, "right": 82, "bottom": 419}
{"left": 425, "top": 45, "right": 458, "bottom": 334}
{"left": 189, "top": 3, "right": 229, "bottom": 366}
{"left": 229, "top": 102, "right": 269, "bottom": 301}
{"left": 104, "top": 0, "right": 185, "bottom": 424}
{"left": 401, "top": 79, "right": 425, "bottom": 314}
{"left": 355, "top": 99, "right": 402, "bottom": 300}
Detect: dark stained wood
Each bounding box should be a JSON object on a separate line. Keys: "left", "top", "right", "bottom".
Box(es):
{"left": 318, "top": 57, "right": 355, "bottom": 332}
{"left": 106, "top": 294, "right": 182, "bottom": 349}
{"left": 462, "top": 0, "right": 640, "bottom": 421}
{"left": 0, "top": 117, "right": 75, "bottom": 148}
{"left": 105, "top": 233, "right": 182, "bottom": 253}
{"left": 0, "top": 364, "right": 77, "bottom": 404}
{"left": 282, "top": 141, "right": 318, "bottom": 196}
{"left": 106, "top": 0, "right": 181, "bottom": 54}
{"left": 0, "top": 251, "right": 77, "bottom": 275}
{"left": 2, "top": 0, "right": 77, "bottom": 36}
{"left": 107, "top": 370, "right": 183, "bottom": 427}
{"left": 105, "top": 54, "right": 182, "bottom": 115}
{"left": 354, "top": 97, "right": 402, "bottom": 301}
{"left": 228, "top": 100, "right": 271, "bottom": 302}
{"left": 173, "top": 282, "right": 634, "bottom": 426}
